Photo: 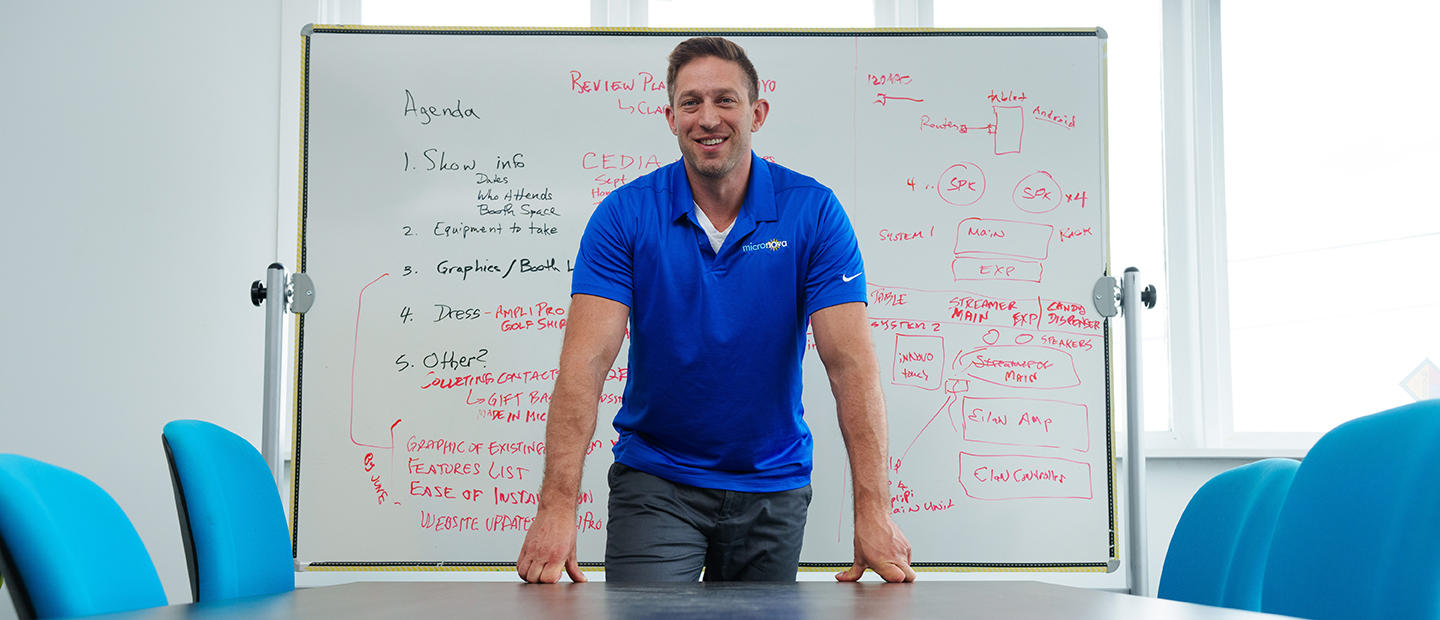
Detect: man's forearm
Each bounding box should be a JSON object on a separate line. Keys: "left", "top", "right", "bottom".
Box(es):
{"left": 536, "top": 368, "right": 603, "bottom": 511}
{"left": 832, "top": 366, "right": 892, "bottom": 518}
{"left": 532, "top": 294, "right": 629, "bottom": 514}
{"left": 811, "top": 302, "right": 894, "bottom": 520}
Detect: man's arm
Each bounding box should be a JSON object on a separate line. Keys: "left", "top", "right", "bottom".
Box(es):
{"left": 516, "top": 293, "right": 629, "bottom": 583}
{"left": 810, "top": 302, "right": 916, "bottom": 583}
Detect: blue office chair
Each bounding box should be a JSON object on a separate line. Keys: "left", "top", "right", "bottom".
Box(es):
{"left": 1157, "top": 458, "right": 1299, "bottom": 610}
{"left": 0, "top": 454, "right": 167, "bottom": 619}
{"left": 162, "top": 420, "right": 292, "bottom": 602}
{"left": 1262, "top": 400, "right": 1440, "bottom": 619}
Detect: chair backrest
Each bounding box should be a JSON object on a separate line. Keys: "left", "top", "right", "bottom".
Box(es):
{"left": 0, "top": 454, "right": 167, "bottom": 619}
{"left": 162, "top": 420, "right": 292, "bottom": 602}
{"left": 1157, "top": 458, "right": 1299, "bottom": 611}
{"left": 1262, "top": 400, "right": 1440, "bottom": 619}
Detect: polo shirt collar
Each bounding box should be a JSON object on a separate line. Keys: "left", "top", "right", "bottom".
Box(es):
{"left": 669, "top": 151, "right": 778, "bottom": 224}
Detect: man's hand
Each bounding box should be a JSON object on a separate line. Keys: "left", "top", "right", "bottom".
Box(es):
{"left": 516, "top": 504, "right": 587, "bottom": 583}
{"left": 836, "top": 513, "right": 916, "bottom": 582}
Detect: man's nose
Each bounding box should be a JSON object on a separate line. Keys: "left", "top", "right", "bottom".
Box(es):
{"left": 697, "top": 102, "right": 720, "bottom": 128}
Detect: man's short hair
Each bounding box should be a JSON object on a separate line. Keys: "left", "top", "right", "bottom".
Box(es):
{"left": 666, "top": 37, "right": 760, "bottom": 106}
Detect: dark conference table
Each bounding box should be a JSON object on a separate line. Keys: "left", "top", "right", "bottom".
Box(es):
{"left": 87, "top": 581, "right": 1298, "bottom": 619}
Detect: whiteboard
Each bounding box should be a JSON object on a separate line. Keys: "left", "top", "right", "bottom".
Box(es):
{"left": 291, "top": 27, "right": 1115, "bottom": 571}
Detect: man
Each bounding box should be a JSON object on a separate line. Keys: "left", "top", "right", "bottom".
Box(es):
{"left": 516, "top": 37, "right": 914, "bottom": 584}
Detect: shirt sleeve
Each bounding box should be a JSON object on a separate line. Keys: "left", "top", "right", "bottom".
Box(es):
{"left": 571, "top": 194, "right": 634, "bottom": 308}
{"left": 803, "top": 191, "right": 867, "bottom": 315}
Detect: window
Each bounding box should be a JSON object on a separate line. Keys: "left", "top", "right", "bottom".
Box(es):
{"left": 362, "top": 0, "right": 589, "bottom": 27}
{"left": 1220, "top": 1, "right": 1440, "bottom": 435}
{"left": 649, "top": 0, "right": 871, "bottom": 28}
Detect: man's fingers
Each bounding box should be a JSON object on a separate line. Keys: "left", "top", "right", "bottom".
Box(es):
{"left": 521, "top": 558, "right": 580, "bottom": 584}
{"left": 835, "top": 561, "right": 866, "bottom": 582}
{"left": 540, "top": 560, "right": 566, "bottom": 584}
{"left": 524, "top": 561, "right": 548, "bottom": 584}
{"left": 872, "top": 562, "right": 907, "bottom": 583}
{"left": 566, "top": 556, "right": 588, "bottom": 583}
{"left": 873, "top": 561, "right": 917, "bottom": 583}
{"left": 563, "top": 537, "right": 587, "bottom": 583}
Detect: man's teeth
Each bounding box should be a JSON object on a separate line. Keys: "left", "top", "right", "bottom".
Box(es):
{"left": 700, "top": 138, "right": 724, "bottom": 145}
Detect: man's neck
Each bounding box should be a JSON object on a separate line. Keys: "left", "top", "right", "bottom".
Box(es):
{"left": 686, "top": 156, "right": 750, "bottom": 232}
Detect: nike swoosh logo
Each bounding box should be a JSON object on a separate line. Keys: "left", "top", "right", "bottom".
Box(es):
{"left": 842, "top": 272, "right": 862, "bottom": 282}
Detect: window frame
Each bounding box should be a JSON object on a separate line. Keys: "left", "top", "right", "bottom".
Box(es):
{"left": 1157, "top": 0, "right": 1322, "bottom": 455}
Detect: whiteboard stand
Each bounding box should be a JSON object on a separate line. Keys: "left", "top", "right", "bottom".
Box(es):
{"left": 252, "top": 264, "right": 315, "bottom": 489}
{"left": 1095, "top": 267, "right": 1159, "bottom": 596}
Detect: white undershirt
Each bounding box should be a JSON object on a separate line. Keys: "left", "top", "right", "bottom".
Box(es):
{"left": 694, "top": 203, "right": 731, "bottom": 253}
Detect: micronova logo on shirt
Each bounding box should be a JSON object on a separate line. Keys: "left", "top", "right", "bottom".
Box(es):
{"left": 742, "top": 238, "right": 789, "bottom": 252}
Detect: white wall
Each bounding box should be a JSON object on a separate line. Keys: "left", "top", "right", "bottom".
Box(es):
{"left": 0, "top": 0, "right": 282, "bottom": 612}
{"left": 0, "top": 1, "right": 1266, "bottom": 616}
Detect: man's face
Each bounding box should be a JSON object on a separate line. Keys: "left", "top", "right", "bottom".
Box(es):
{"left": 665, "top": 56, "right": 768, "bottom": 182}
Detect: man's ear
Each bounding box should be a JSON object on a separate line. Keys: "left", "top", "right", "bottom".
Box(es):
{"left": 751, "top": 98, "right": 770, "bottom": 132}
{"left": 665, "top": 103, "right": 678, "bottom": 135}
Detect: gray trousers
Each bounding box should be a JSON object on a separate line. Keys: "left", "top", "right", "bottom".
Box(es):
{"left": 604, "top": 463, "right": 812, "bottom": 582}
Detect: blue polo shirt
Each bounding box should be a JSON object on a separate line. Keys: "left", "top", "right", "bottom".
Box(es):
{"left": 572, "top": 152, "right": 867, "bottom": 492}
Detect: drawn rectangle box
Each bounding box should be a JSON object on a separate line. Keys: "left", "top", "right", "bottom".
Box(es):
{"left": 952, "top": 257, "right": 1042, "bottom": 283}
{"left": 958, "top": 453, "right": 1093, "bottom": 501}
{"left": 993, "top": 105, "right": 1024, "bottom": 155}
{"left": 954, "top": 218, "right": 1054, "bottom": 260}
{"left": 892, "top": 334, "right": 944, "bottom": 391}
{"left": 959, "top": 397, "right": 1090, "bottom": 452}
